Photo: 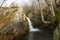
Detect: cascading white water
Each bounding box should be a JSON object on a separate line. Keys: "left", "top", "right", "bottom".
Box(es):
{"left": 26, "top": 16, "right": 39, "bottom": 32}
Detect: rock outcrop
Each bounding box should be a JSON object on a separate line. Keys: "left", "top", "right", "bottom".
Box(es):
{"left": 0, "top": 5, "right": 29, "bottom": 40}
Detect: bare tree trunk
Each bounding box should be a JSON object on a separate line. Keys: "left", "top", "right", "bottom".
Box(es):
{"left": 54, "top": 27, "right": 59, "bottom": 40}
{"left": 39, "top": 0, "right": 52, "bottom": 23}
{"left": 54, "top": 22, "right": 60, "bottom": 40}
{"left": 1, "top": 0, "right": 6, "bottom": 6}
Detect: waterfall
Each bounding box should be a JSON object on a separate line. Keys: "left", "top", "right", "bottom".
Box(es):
{"left": 26, "top": 16, "right": 39, "bottom": 32}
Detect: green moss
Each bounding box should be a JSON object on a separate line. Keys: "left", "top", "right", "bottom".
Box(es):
{"left": 55, "top": 7, "right": 60, "bottom": 21}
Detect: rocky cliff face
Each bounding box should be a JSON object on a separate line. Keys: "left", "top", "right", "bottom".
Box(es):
{"left": 0, "top": 6, "right": 29, "bottom": 40}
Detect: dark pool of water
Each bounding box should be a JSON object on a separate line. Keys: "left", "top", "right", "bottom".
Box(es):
{"left": 28, "top": 31, "right": 53, "bottom": 40}
{"left": 20, "top": 30, "right": 53, "bottom": 40}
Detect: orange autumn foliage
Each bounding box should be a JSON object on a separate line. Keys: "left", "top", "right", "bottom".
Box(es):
{"left": 0, "top": 13, "right": 16, "bottom": 29}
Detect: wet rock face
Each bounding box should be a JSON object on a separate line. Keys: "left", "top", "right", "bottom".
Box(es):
{"left": 0, "top": 6, "right": 29, "bottom": 40}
